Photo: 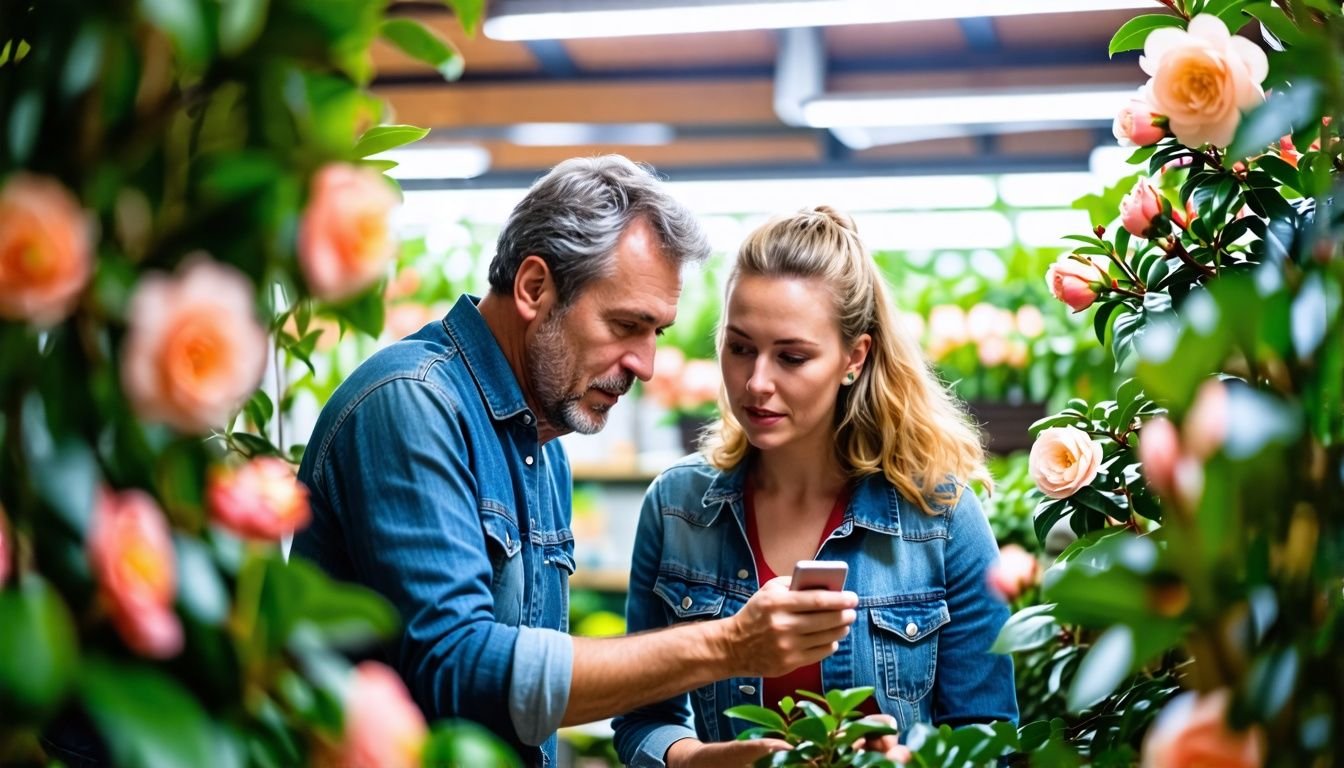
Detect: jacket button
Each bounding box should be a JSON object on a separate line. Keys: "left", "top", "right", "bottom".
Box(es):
{"left": 524, "top": 455, "right": 534, "bottom": 466}
{"left": 522, "top": 413, "right": 533, "bottom": 425}
{"left": 905, "top": 622, "right": 918, "bottom": 637}
{"left": 681, "top": 596, "right": 693, "bottom": 610}
{"left": 737, "top": 568, "right": 749, "bottom": 579}
{"left": 738, "top": 684, "right": 756, "bottom": 695}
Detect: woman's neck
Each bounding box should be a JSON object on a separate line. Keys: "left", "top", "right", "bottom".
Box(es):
{"left": 752, "top": 443, "right": 848, "bottom": 501}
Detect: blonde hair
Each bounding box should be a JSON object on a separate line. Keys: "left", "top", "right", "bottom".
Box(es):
{"left": 700, "top": 205, "right": 992, "bottom": 514}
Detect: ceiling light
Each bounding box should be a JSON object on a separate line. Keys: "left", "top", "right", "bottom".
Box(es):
{"left": 484, "top": 0, "right": 1150, "bottom": 40}
{"left": 801, "top": 86, "right": 1137, "bottom": 129}
{"left": 375, "top": 145, "right": 491, "bottom": 180}
{"left": 506, "top": 123, "right": 675, "bottom": 146}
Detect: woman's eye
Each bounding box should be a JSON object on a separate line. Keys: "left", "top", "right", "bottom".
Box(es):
{"left": 780, "top": 354, "right": 807, "bottom": 366}
{"left": 727, "top": 343, "right": 752, "bottom": 356}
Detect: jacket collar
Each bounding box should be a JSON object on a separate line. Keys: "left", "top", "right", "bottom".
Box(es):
{"left": 696, "top": 457, "right": 908, "bottom": 535}
{"left": 443, "top": 294, "right": 532, "bottom": 423}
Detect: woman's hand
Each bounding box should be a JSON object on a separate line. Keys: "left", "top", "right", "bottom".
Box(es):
{"left": 666, "top": 736, "right": 791, "bottom": 768}
{"left": 851, "top": 714, "right": 912, "bottom": 764}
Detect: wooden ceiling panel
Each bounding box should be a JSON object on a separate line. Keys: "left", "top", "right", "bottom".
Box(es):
{"left": 483, "top": 136, "right": 823, "bottom": 171}
{"left": 829, "top": 63, "right": 1142, "bottom": 93}
{"left": 564, "top": 30, "right": 776, "bottom": 71}
{"left": 826, "top": 21, "right": 968, "bottom": 59}
{"left": 378, "top": 78, "right": 778, "bottom": 128}
{"left": 993, "top": 9, "right": 1146, "bottom": 48}
{"left": 853, "top": 136, "right": 980, "bottom": 159}
{"left": 372, "top": 13, "right": 539, "bottom": 76}
{"left": 996, "top": 128, "right": 1098, "bottom": 155}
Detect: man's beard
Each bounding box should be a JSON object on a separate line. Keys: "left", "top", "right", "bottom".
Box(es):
{"left": 527, "top": 310, "right": 632, "bottom": 435}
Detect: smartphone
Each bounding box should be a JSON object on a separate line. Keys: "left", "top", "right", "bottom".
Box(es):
{"left": 790, "top": 560, "right": 849, "bottom": 591}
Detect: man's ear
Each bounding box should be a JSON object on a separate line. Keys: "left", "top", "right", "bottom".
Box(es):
{"left": 514, "top": 255, "right": 555, "bottom": 324}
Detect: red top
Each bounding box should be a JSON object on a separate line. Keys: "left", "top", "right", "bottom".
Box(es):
{"left": 745, "top": 478, "right": 876, "bottom": 715}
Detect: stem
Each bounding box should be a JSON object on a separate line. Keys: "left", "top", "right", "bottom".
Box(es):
{"left": 1109, "top": 248, "right": 1148, "bottom": 291}
{"left": 1107, "top": 284, "right": 1147, "bottom": 300}
{"left": 1162, "top": 238, "right": 1216, "bottom": 277}
{"left": 1154, "top": 0, "right": 1189, "bottom": 19}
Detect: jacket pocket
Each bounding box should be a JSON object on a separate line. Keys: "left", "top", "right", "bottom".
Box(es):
{"left": 871, "top": 599, "right": 950, "bottom": 702}
{"left": 653, "top": 574, "right": 727, "bottom": 621}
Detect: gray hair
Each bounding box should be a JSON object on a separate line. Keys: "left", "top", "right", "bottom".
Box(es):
{"left": 489, "top": 155, "right": 709, "bottom": 305}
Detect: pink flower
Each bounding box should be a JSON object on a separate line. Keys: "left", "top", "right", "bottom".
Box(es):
{"left": 88, "top": 489, "right": 182, "bottom": 659}
{"left": 207, "top": 458, "right": 311, "bottom": 540}
{"left": 965, "top": 303, "right": 1008, "bottom": 344}
{"left": 1183, "top": 379, "right": 1228, "bottom": 460}
{"left": 1140, "top": 14, "right": 1268, "bottom": 147}
{"left": 0, "top": 503, "right": 11, "bottom": 588}
{"left": 645, "top": 346, "right": 687, "bottom": 410}
{"left": 383, "top": 302, "right": 435, "bottom": 342}
{"left": 1113, "top": 97, "right": 1167, "bottom": 147}
{"left": 335, "top": 662, "right": 428, "bottom": 768}
{"left": 0, "top": 173, "right": 93, "bottom": 326}
{"left": 1046, "top": 256, "right": 1108, "bottom": 312}
{"left": 988, "top": 544, "right": 1039, "bottom": 601}
{"left": 1142, "top": 689, "right": 1264, "bottom": 768}
{"left": 1005, "top": 339, "right": 1029, "bottom": 369}
{"left": 1138, "top": 417, "right": 1181, "bottom": 495}
{"left": 1029, "top": 426, "right": 1103, "bottom": 499}
{"left": 1121, "top": 177, "right": 1167, "bottom": 238}
{"left": 679, "top": 359, "right": 722, "bottom": 410}
{"left": 121, "top": 257, "right": 268, "bottom": 434}
{"left": 1014, "top": 305, "right": 1045, "bottom": 338}
{"left": 976, "top": 336, "right": 1009, "bottom": 367}
{"left": 299, "top": 164, "right": 400, "bottom": 302}
{"left": 925, "top": 304, "right": 968, "bottom": 359}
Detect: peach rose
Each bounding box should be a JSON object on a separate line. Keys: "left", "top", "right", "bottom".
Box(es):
{"left": 1046, "top": 255, "right": 1109, "bottom": 312}
{"left": 207, "top": 457, "right": 311, "bottom": 540}
{"left": 1113, "top": 97, "right": 1167, "bottom": 147}
{"left": 0, "top": 173, "right": 93, "bottom": 326}
{"left": 1014, "top": 305, "right": 1045, "bottom": 339}
{"left": 1121, "top": 177, "right": 1167, "bottom": 238}
{"left": 1005, "top": 339, "right": 1029, "bottom": 369}
{"left": 965, "top": 303, "right": 1008, "bottom": 344}
{"left": 299, "top": 164, "right": 400, "bottom": 302}
{"left": 121, "top": 257, "right": 268, "bottom": 434}
{"left": 88, "top": 488, "right": 182, "bottom": 659}
{"left": 1138, "top": 417, "right": 1181, "bottom": 495}
{"left": 0, "top": 502, "right": 11, "bottom": 588}
{"left": 336, "top": 662, "right": 428, "bottom": 768}
{"left": 1141, "top": 689, "right": 1264, "bottom": 768}
{"left": 1183, "top": 379, "right": 1228, "bottom": 460}
{"left": 1029, "top": 426, "right": 1103, "bottom": 499}
{"left": 926, "top": 304, "right": 968, "bottom": 359}
{"left": 976, "top": 336, "right": 1009, "bottom": 368}
{"left": 679, "top": 359, "right": 722, "bottom": 410}
{"left": 1140, "top": 14, "right": 1269, "bottom": 148}
{"left": 987, "top": 544, "right": 1040, "bottom": 601}
{"left": 646, "top": 346, "right": 687, "bottom": 410}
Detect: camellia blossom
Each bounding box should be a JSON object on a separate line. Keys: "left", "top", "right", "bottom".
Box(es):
{"left": 1140, "top": 14, "right": 1269, "bottom": 148}
{"left": 1138, "top": 416, "right": 1182, "bottom": 495}
{"left": 1183, "top": 379, "right": 1229, "bottom": 460}
{"left": 0, "top": 502, "right": 11, "bottom": 588}
{"left": 121, "top": 257, "right": 269, "bottom": 434}
{"left": 0, "top": 173, "right": 93, "bottom": 326}
{"left": 1141, "top": 689, "right": 1265, "bottom": 768}
{"left": 988, "top": 544, "right": 1040, "bottom": 601}
{"left": 88, "top": 488, "right": 183, "bottom": 659}
{"left": 333, "top": 662, "right": 428, "bottom": 768}
{"left": 299, "top": 163, "right": 400, "bottom": 302}
{"left": 1113, "top": 96, "right": 1167, "bottom": 147}
{"left": 1046, "top": 255, "right": 1110, "bottom": 312}
{"left": 207, "top": 457, "right": 311, "bottom": 540}
{"left": 1029, "top": 426, "right": 1104, "bottom": 499}
{"left": 1120, "top": 177, "right": 1167, "bottom": 238}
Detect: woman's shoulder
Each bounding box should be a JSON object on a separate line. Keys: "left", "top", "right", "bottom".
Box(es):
{"left": 647, "top": 453, "right": 721, "bottom": 494}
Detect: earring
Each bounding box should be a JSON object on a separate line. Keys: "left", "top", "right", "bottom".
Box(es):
{"left": 844, "top": 371, "right": 856, "bottom": 385}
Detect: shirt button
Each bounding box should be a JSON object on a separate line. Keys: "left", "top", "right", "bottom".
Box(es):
{"left": 522, "top": 413, "right": 533, "bottom": 425}
{"left": 524, "top": 455, "right": 534, "bottom": 466}
{"left": 737, "top": 568, "right": 749, "bottom": 579}
{"left": 738, "top": 684, "right": 756, "bottom": 695}
{"left": 681, "top": 596, "right": 693, "bottom": 610}
{"left": 905, "top": 622, "right": 919, "bottom": 637}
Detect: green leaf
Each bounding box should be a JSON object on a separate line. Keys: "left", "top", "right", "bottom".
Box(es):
{"left": 253, "top": 555, "right": 398, "bottom": 655}
{"left": 245, "top": 389, "right": 275, "bottom": 433}
{"left": 8, "top": 90, "right": 42, "bottom": 164}
{"left": 1108, "top": 13, "right": 1185, "bottom": 56}
{"left": 991, "top": 604, "right": 1060, "bottom": 654}
{"left": 1093, "top": 301, "right": 1123, "bottom": 347}
{"left": 380, "top": 19, "right": 464, "bottom": 81}
{"left": 1067, "top": 626, "right": 1134, "bottom": 712}
{"left": 23, "top": 407, "right": 98, "bottom": 534}
{"left": 0, "top": 579, "right": 79, "bottom": 721}
{"left": 82, "top": 657, "right": 215, "bottom": 768}
{"left": 62, "top": 24, "right": 105, "bottom": 97}
{"left": 1228, "top": 81, "right": 1321, "bottom": 163}
{"left": 219, "top": 0, "right": 269, "bottom": 55}
{"left": 1203, "top": 0, "right": 1255, "bottom": 30}
{"left": 231, "top": 431, "right": 279, "bottom": 457}
{"left": 331, "top": 285, "right": 387, "bottom": 338}
{"left": 724, "top": 704, "right": 789, "bottom": 733}
{"left": 443, "top": 0, "right": 487, "bottom": 35}
{"left": 137, "top": 0, "right": 211, "bottom": 74}
{"left": 789, "top": 715, "right": 830, "bottom": 745}
{"left": 354, "top": 123, "right": 431, "bottom": 158}
{"left": 423, "top": 720, "right": 522, "bottom": 767}
{"left": 174, "top": 535, "right": 230, "bottom": 625}
{"left": 1243, "top": 2, "right": 1306, "bottom": 46}
{"left": 827, "top": 686, "right": 876, "bottom": 718}
{"left": 1254, "top": 154, "right": 1303, "bottom": 194}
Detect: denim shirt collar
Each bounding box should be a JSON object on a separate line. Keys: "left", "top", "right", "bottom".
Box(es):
{"left": 697, "top": 456, "right": 908, "bottom": 536}
{"left": 443, "top": 294, "right": 532, "bottom": 423}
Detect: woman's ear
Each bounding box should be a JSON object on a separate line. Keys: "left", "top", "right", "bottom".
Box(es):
{"left": 846, "top": 333, "right": 872, "bottom": 381}
{"left": 514, "top": 255, "right": 555, "bottom": 323}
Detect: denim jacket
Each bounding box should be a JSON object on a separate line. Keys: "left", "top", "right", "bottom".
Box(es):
{"left": 292, "top": 295, "right": 575, "bottom": 767}
{"left": 613, "top": 455, "right": 1018, "bottom": 767}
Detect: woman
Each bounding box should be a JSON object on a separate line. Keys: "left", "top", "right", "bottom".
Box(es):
{"left": 613, "top": 207, "right": 1018, "bottom": 767}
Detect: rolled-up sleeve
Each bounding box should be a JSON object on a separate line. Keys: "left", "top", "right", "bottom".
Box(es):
{"left": 509, "top": 625, "right": 574, "bottom": 745}
{"left": 612, "top": 476, "right": 699, "bottom": 766}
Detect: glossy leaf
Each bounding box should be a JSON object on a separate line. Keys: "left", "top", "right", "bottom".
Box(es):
{"left": 353, "top": 123, "right": 432, "bottom": 158}
{"left": 1108, "top": 13, "right": 1185, "bottom": 56}
{"left": 0, "top": 578, "right": 79, "bottom": 721}
{"left": 380, "top": 19, "right": 464, "bottom": 81}
{"left": 82, "top": 657, "right": 215, "bottom": 768}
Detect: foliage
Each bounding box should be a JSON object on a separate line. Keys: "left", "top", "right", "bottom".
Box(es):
{"left": 726, "top": 687, "right": 900, "bottom": 767}
{"left": 0, "top": 0, "right": 515, "bottom": 764}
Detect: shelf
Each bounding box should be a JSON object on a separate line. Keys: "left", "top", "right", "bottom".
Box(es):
{"left": 571, "top": 463, "right": 661, "bottom": 483}
{"left": 570, "top": 568, "right": 630, "bottom": 592}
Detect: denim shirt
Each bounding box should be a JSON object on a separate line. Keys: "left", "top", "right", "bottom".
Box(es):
{"left": 292, "top": 295, "right": 575, "bottom": 767}
{"left": 613, "top": 455, "right": 1018, "bottom": 767}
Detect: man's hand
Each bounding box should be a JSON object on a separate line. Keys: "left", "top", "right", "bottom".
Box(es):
{"left": 852, "top": 714, "right": 912, "bottom": 764}
{"left": 666, "top": 737, "right": 790, "bottom": 768}
{"left": 717, "top": 576, "right": 858, "bottom": 678}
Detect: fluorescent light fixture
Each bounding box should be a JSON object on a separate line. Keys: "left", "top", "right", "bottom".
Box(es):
{"left": 998, "top": 173, "right": 1096, "bottom": 208}
{"left": 802, "top": 86, "right": 1137, "bottom": 129}
{"left": 375, "top": 145, "right": 491, "bottom": 180}
{"left": 506, "top": 122, "right": 675, "bottom": 146}
{"left": 667, "top": 175, "right": 998, "bottom": 215}
{"left": 484, "top": 0, "right": 1150, "bottom": 40}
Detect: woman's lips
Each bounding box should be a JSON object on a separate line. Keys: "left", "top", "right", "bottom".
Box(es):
{"left": 744, "top": 406, "right": 784, "bottom": 425}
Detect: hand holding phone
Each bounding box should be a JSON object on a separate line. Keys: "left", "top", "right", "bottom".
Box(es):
{"left": 790, "top": 560, "right": 848, "bottom": 591}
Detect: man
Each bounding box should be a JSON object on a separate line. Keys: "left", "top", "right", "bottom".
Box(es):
{"left": 292, "top": 155, "right": 858, "bottom": 767}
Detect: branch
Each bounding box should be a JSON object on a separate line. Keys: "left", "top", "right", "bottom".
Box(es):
{"left": 1162, "top": 238, "right": 1216, "bottom": 277}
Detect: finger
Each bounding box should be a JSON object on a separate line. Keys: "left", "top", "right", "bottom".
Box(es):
{"left": 774, "top": 589, "right": 859, "bottom": 611}
{"left": 775, "top": 608, "right": 857, "bottom": 636}
{"left": 759, "top": 576, "right": 792, "bottom": 592}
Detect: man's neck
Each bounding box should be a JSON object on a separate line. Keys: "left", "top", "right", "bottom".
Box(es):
{"left": 476, "top": 292, "right": 568, "bottom": 445}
